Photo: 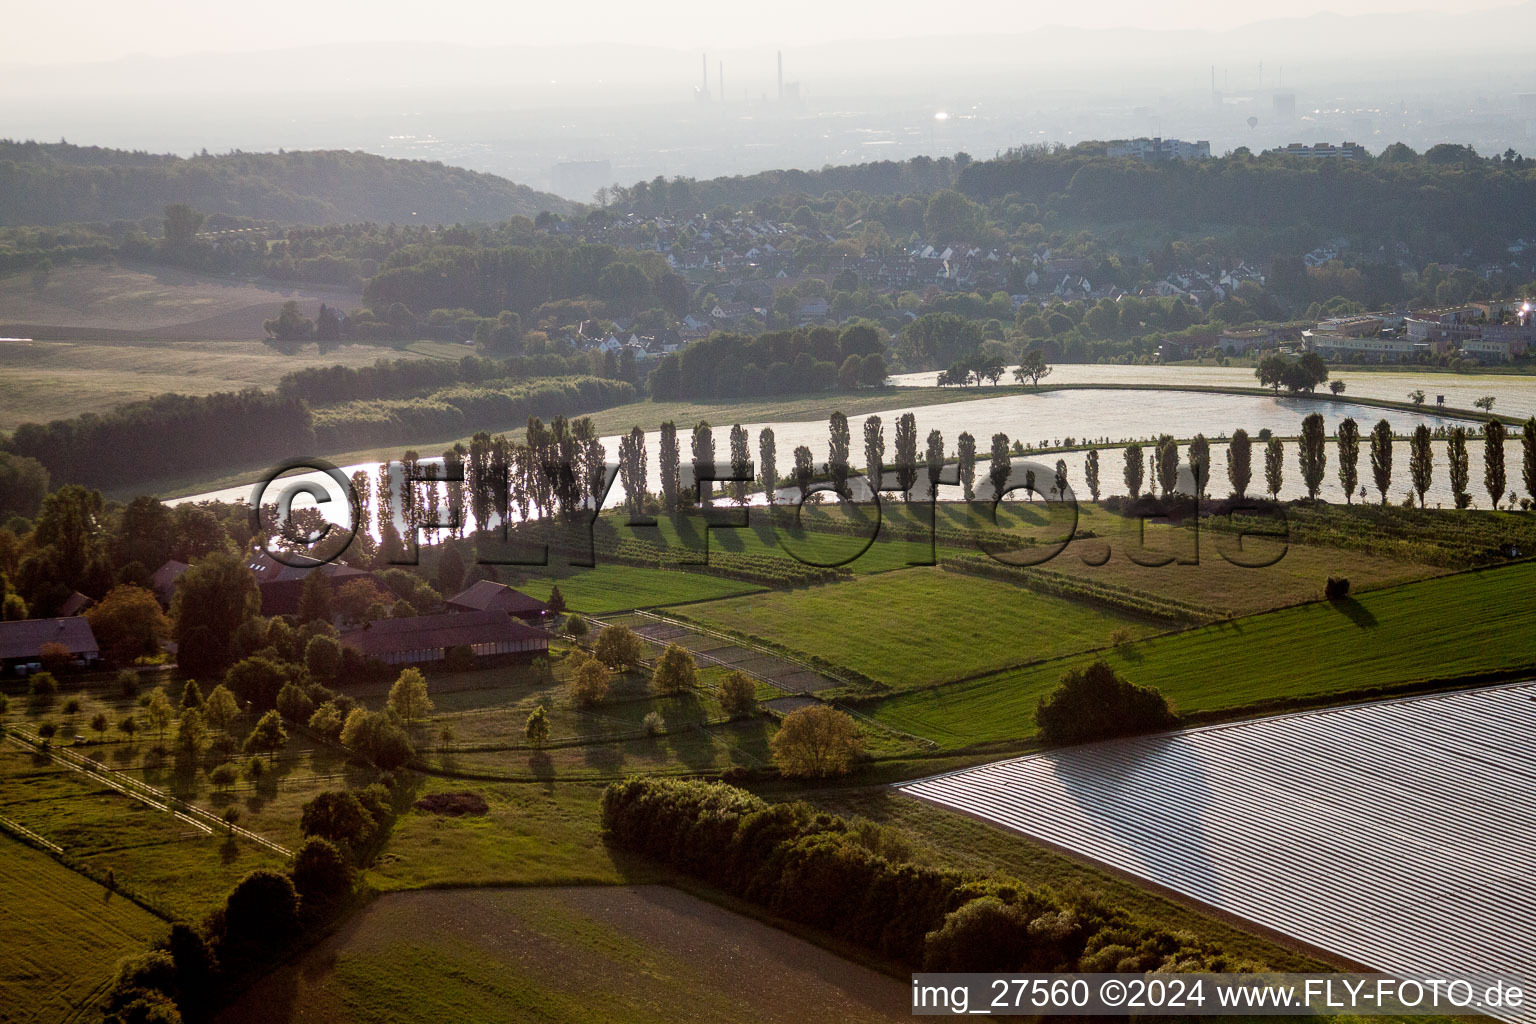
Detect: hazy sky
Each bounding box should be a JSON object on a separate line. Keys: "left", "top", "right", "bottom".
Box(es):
{"left": 14, "top": 0, "right": 1516, "bottom": 64}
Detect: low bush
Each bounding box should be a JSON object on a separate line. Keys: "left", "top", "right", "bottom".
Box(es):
{"left": 1035, "top": 660, "right": 1177, "bottom": 746}
{"left": 1324, "top": 576, "right": 1351, "bottom": 600}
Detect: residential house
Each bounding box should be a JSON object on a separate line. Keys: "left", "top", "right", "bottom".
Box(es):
{"left": 446, "top": 581, "right": 552, "bottom": 622}
{"left": 1, "top": 618, "right": 99, "bottom": 675}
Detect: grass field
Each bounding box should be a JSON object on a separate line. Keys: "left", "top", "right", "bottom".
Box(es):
{"left": 684, "top": 566, "right": 1158, "bottom": 690}
{"left": 504, "top": 562, "right": 767, "bottom": 613}
{"left": 0, "top": 262, "right": 359, "bottom": 337}
{"left": 0, "top": 337, "right": 468, "bottom": 431}
{"left": 0, "top": 833, "right": 166, "bottom": 1024}
{"left": 216, "top": 885, "right": 912, "bottom": 1024}
{"left": 868, "top": 560, "right": 1536, "bottom": 748}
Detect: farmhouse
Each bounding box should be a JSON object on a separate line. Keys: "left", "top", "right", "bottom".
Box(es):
{"left": 0, "top": 618, "right": 100, "bottom": 675}
{"left": 340, "top": 610, "right": 549, "bottom": 666}
{"left": 150, "top": 560, "right": 189, "bottom": 608}
{"left": 446, "top": 581, "right": 551, "bottom": 621}
{"left": 247, "top": 552, "right": 379, "bottom": 617}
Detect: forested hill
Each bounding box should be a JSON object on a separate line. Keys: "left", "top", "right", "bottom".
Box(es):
{"left": 0, "top": 141, "right": 574, "bottom": 226}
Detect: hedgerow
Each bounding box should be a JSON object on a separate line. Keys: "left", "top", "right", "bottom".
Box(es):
{"left": 600, "top": 778, "right": 1261, "bottom": 973}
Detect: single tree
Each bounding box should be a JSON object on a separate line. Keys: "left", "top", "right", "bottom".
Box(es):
{"left": 770, "top": 705, "right": 863, "bottom": 778}
{"left": 1448, "top": 426, "right": 1471, "bottom": 509}
{"left": 925, "top": 430, "right": 946, "bottom": 499}
{"left": 1485, "top": 419, "right": 1508, "bottom": 509}
{"left": 1123, "top": 443, "right": 1145, "bottom": 498}
{"left": 524, "top": 706, "right": 549, "bottom": 747}
{"left": 298, "top": 570, "right": 332, "bottom": 624}
{"left": 989, "top": 433, "right": 1011, "bottom": 499}
{"left": 144, "top": 688, "right": 175, "bottom": 743}
{"left": 863, "top": 415, "right": 885, "bottom": 496}
{"left": 1053, "top": 458, "right": 1068, "bottom": 501}
{"left": 1084, "top": 449, "right": 1101, "bottom": 502}
{"left": 792, "top": 445, "right": 815, "bottom": 501}
{"left": 202, "top": 683, "right": 240, "bottom": 733}
{"left": 658, "top": 421, "right": 681, "bottom": 512}
{"left": 827, "top": 412, "right": 852, "bottom": 498}
{"left": 1336, "top": 418, "right": 1360, "bottom": 504}
{"left": 729, "top": 424, "right": 752, "bottom": 505}
{"left": 1522, "top": 418, "right": 1536, "bottom": 503}
{"left": 1370, "top": 419, "right": 1394, "bottom": 504}
{"left": 956, "top": 431, "right": 977, "bottom": 501}
{"left": 1408, "top": 389, "right": 1426, "bottom": 406}
{"left": 1227, "top": 429, "right": 1252, "bottom": 498}
{"left": 305, "top": 634, "right": 341, "bottom": 681}
{"left": 1014, "top": 347, "right": 1052, "bottom": 387}
{"left": 1155, "top": 435, "right": 1179, "bottom": 496}
{"left": 593, "top": 624, "right": 644, "bottom": 671}
{"left": 85, "top": 585, "right": 170, "bottom": 666}
{"left": 171, "top": 551, "right": 261, "bottom": 677}
{"left": 243, "top": 710, "right": 288, "bottom": 763}
{"left": 759, "top": 427, "right": 779, "bottom": 503}
{"left": 571, "top": 658, "right": 612, "bottom": 706}
{"left": 1264, "top": 437, "right": 1285, "bottom": 499}
{"left": 1474, "top": 395, "right": 1496, "bottom": 413}
{"left": 1409, "top": 424, "right": 1434, "bottom": 507}
{"left": 893, "top": 413, "right": 919, "bottom": 500}
{"left": 1186, "top": 434, "right": 1210, "bottom": 498}
{"left": 1298, "top": 413, "right": 1327, "bottom": 500}
{"left": 651, "top": 644, "right": 698, "bottom": 695}
{"left": 180, "top": 679, "right": 204, "bottom": 710}
{"left": 387, "top": 667, "right": 433, "bottom": 724}
{"left": 718, "top": 671, "right": 758, "bottom": 718}
{"left": 691, "top": 421, "right": 716, "bottom": 507}
{"left": 174, "top": 708, "right": 207, "bottom": 764}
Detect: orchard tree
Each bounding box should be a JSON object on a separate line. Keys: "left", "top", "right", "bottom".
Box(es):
{"left": 525, "top": 706, "right": 550, "bottom": 747}
{"left": 387, "top": 668, "right": 433, "bottom": 725}
{"left": 244, "top": 710, "right": 288, "bottom": 763}
{"left": 593, "top": 624, "right": 643, "bottom": 671}
{"left": 718, "top": 671, "right": 758, "bottom": 718}
{"left": 203, "top": 684, "right": 240, "bottom": 733}
{"left": 770, "top": 706, "right": 863, "bottom": 778}
{"left": 571, "top": 658, "right": 612, "bottom": 706}
{"left": 651, "top": 644, "right": 698, "bottom": 695}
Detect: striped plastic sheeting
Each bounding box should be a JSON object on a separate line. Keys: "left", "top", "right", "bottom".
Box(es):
{"left": 900, "top": 684, "right": 1536, "bottom": 1017}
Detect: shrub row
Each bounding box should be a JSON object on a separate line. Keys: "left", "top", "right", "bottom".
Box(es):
{"left": 310, "top": 375, "right": 634, "bottom": 450}
{"left": 600, "top": 778, "right": 1260, "bottom": 973}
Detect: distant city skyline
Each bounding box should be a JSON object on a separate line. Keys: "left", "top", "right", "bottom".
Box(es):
{"left": 12, "top": 0, "right": 1519, "bottom": 66}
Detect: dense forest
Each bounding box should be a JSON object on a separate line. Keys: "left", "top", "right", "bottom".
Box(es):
{"left": 0, "top": 141, "right": 572, "bottom": 226}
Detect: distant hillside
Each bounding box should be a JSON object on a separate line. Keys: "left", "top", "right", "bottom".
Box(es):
{"left": 0, "top": 140, "right": 574, "bottom": 226}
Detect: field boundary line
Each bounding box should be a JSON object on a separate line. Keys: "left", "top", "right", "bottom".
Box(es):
{"left": 4, "top": 731, "right": 291, "bottom": 858}
{"left": 0, "top": 812, "right": 63, "bottom": 853}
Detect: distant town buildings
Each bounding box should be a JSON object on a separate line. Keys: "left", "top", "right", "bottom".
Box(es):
{"left": 1267, "top": 142, "right": 1367, "bottom": 160}
{"left": 1105, "top": 137, "right": 1211, "bottom": 161}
